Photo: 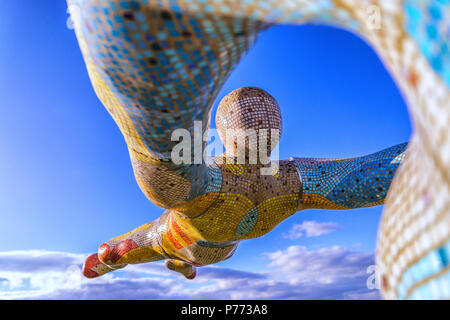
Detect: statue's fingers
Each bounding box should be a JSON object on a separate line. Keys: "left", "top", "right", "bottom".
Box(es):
{"left": 97, "top": 223, "right": 165, "bottom": 269}
{"left": 165, "top": 259, "right": 197, "bottom": 280}
{"left": 82, "top": 253, "right": 123, "bottom": 278}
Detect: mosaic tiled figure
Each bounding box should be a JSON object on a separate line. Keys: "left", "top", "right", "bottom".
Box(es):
{"left": 68, "top": 0, "right": 450, "bottom": 299}
{"left": 83, "top": 86, "right": 407, "bottom": 281}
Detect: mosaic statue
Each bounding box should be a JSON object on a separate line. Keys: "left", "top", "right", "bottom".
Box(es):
{"left": 69, "top": 0, "right": 450, "bottom": 299}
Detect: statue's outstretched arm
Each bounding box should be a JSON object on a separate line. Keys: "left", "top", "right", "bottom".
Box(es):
{"left": 292, "top": 143, "right": 408, "bottom": 210}
{"left": 82, "top": 211, "right": 198, "bottom": 279}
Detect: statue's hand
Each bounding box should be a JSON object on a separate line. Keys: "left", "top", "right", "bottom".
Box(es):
{"left": 82, "top": 254, "right": 197, "bottom": 280}
{"left": 81, "top": 220, "right": 197, "bottom": 279}
{"left": 82, "top": 222, "right": 163, "bottom": 278}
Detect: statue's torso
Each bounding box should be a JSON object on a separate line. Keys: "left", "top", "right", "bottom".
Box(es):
{"left": 159, "top": 160, "right": 302, "bottom": 265}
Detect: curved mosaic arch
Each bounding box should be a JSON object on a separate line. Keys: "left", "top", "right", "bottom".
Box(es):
{"left": 68, "top": 0, "right": 450, "bottom": 299}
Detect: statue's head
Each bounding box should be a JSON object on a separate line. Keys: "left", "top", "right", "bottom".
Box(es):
{"left": 216, "top": 87, "right": 282, "bottom": 160}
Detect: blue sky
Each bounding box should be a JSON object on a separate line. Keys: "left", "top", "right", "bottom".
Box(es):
{"left": 0, "top": 2, "right": 411, "bottom": 299}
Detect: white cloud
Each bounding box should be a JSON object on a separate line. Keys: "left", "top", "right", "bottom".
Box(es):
{"left": 0, "top": 246, "right": 379, "bottom": 300}
{"left": 283, "top": 220, "right": 340, "bottom": 239}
